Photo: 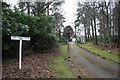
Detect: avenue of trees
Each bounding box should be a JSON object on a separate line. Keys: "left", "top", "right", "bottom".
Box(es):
{"left": 74, "top": 2, "right": 120, "bottom": 48}
{"left": 3, "top": 0, "right": 119, "bottom": 59}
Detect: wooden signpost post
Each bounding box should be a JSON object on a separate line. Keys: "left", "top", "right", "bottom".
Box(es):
{"left": 11, "top": 36, "right": 30, "bottom": 69}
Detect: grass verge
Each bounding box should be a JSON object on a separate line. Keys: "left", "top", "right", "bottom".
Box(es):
{"left": 53, "top": 45, "right": 74, "bottom": 78}
{"left": 77, "top": 44, "right": 119, "bottom": 63}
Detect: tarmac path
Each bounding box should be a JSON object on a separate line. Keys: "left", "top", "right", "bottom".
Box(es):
{"left": 69, "top": 42, "right": 119, "bottom": 78}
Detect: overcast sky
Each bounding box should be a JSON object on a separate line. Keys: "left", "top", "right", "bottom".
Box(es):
{"left": 62, "top": 0, "right": 78, "bottom": 27}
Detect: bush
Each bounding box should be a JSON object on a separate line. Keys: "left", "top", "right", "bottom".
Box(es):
{"left": 58, "top": 37, "right": 67, "bottom": 43}
{"left": 2, "top": 2, "right": 57, "bottom": 59}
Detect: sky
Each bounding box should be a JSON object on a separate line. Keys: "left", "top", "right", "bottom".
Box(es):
{"left": 62, "top": 0, "right": 78, "bottom": 27}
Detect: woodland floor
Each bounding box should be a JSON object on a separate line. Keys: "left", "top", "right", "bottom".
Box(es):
{"left": 2, "top": 47, "right": 61, "bottom": 78}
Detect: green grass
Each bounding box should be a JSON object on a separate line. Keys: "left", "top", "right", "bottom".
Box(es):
{"left": 53, "top": 45, "right": 74, "bottom": 78}
{"left": 77, "top": 44, "right": 120, "bottom": 63}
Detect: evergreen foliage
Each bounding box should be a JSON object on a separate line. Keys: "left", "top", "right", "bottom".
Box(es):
{"left": 2, "top": 2, "right": 57, "bottom": 59}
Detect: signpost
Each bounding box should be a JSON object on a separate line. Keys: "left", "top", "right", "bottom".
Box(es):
{"left": 11, "top": 36, "right": 30, "bottom": 69}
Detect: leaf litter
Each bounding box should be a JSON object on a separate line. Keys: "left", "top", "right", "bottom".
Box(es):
{"left": 3, "top": 47, "right": 61, "bottom": 78}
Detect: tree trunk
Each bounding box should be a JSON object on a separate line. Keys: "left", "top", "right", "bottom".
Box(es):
{"left": 37, "top": 3, "right": 40, "bottom": 17}
{"left": 88, "top": 33, "right": 89, "bottom": 42}
{"left": 103, "top": 33, "right": 107, "bottom": 47}
{"left": 90, "top": 33, "right": 92, "bottom": 43}
{"left": 87, "top": 24, "right": 90, "bottom": 42}
{"left": 59, "top": 28, "right": 61, "bottom": 38}
{"left": 113, "top": 16, "right": 115, "bottom": 47}
{"left": 93, "top": 15, "right": 98, "bottom": 45}
{"left": 107, "top": 5, "right": 112, "bottom": 48}
{"left": 117, "top": 2, "right": 120, "bottom": 48}
{"left": 103, "top": 24, "right": 107, "bottom": 47}
{"left": 79, "top": 30, "right": 81, "bottom": 43}
{"left": 47, "top": 2, "right": 49, "bottom": 15}
{"left": 82, "top": 29, "right": 84, "bottom": 41}
{"left": 75, "top": 26, "right": 77, "bottom": 43}
{"left": 90, "top": 18, "right": 94, "bottom": 43}
{"left": 27, "top": 2, "right": 30, "bottom": 15}
{"left": 99, "top": 18, "right": 102, "bottom": 46}
{"left": 84, "top": 25, "right": 87, "bottom": 42}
